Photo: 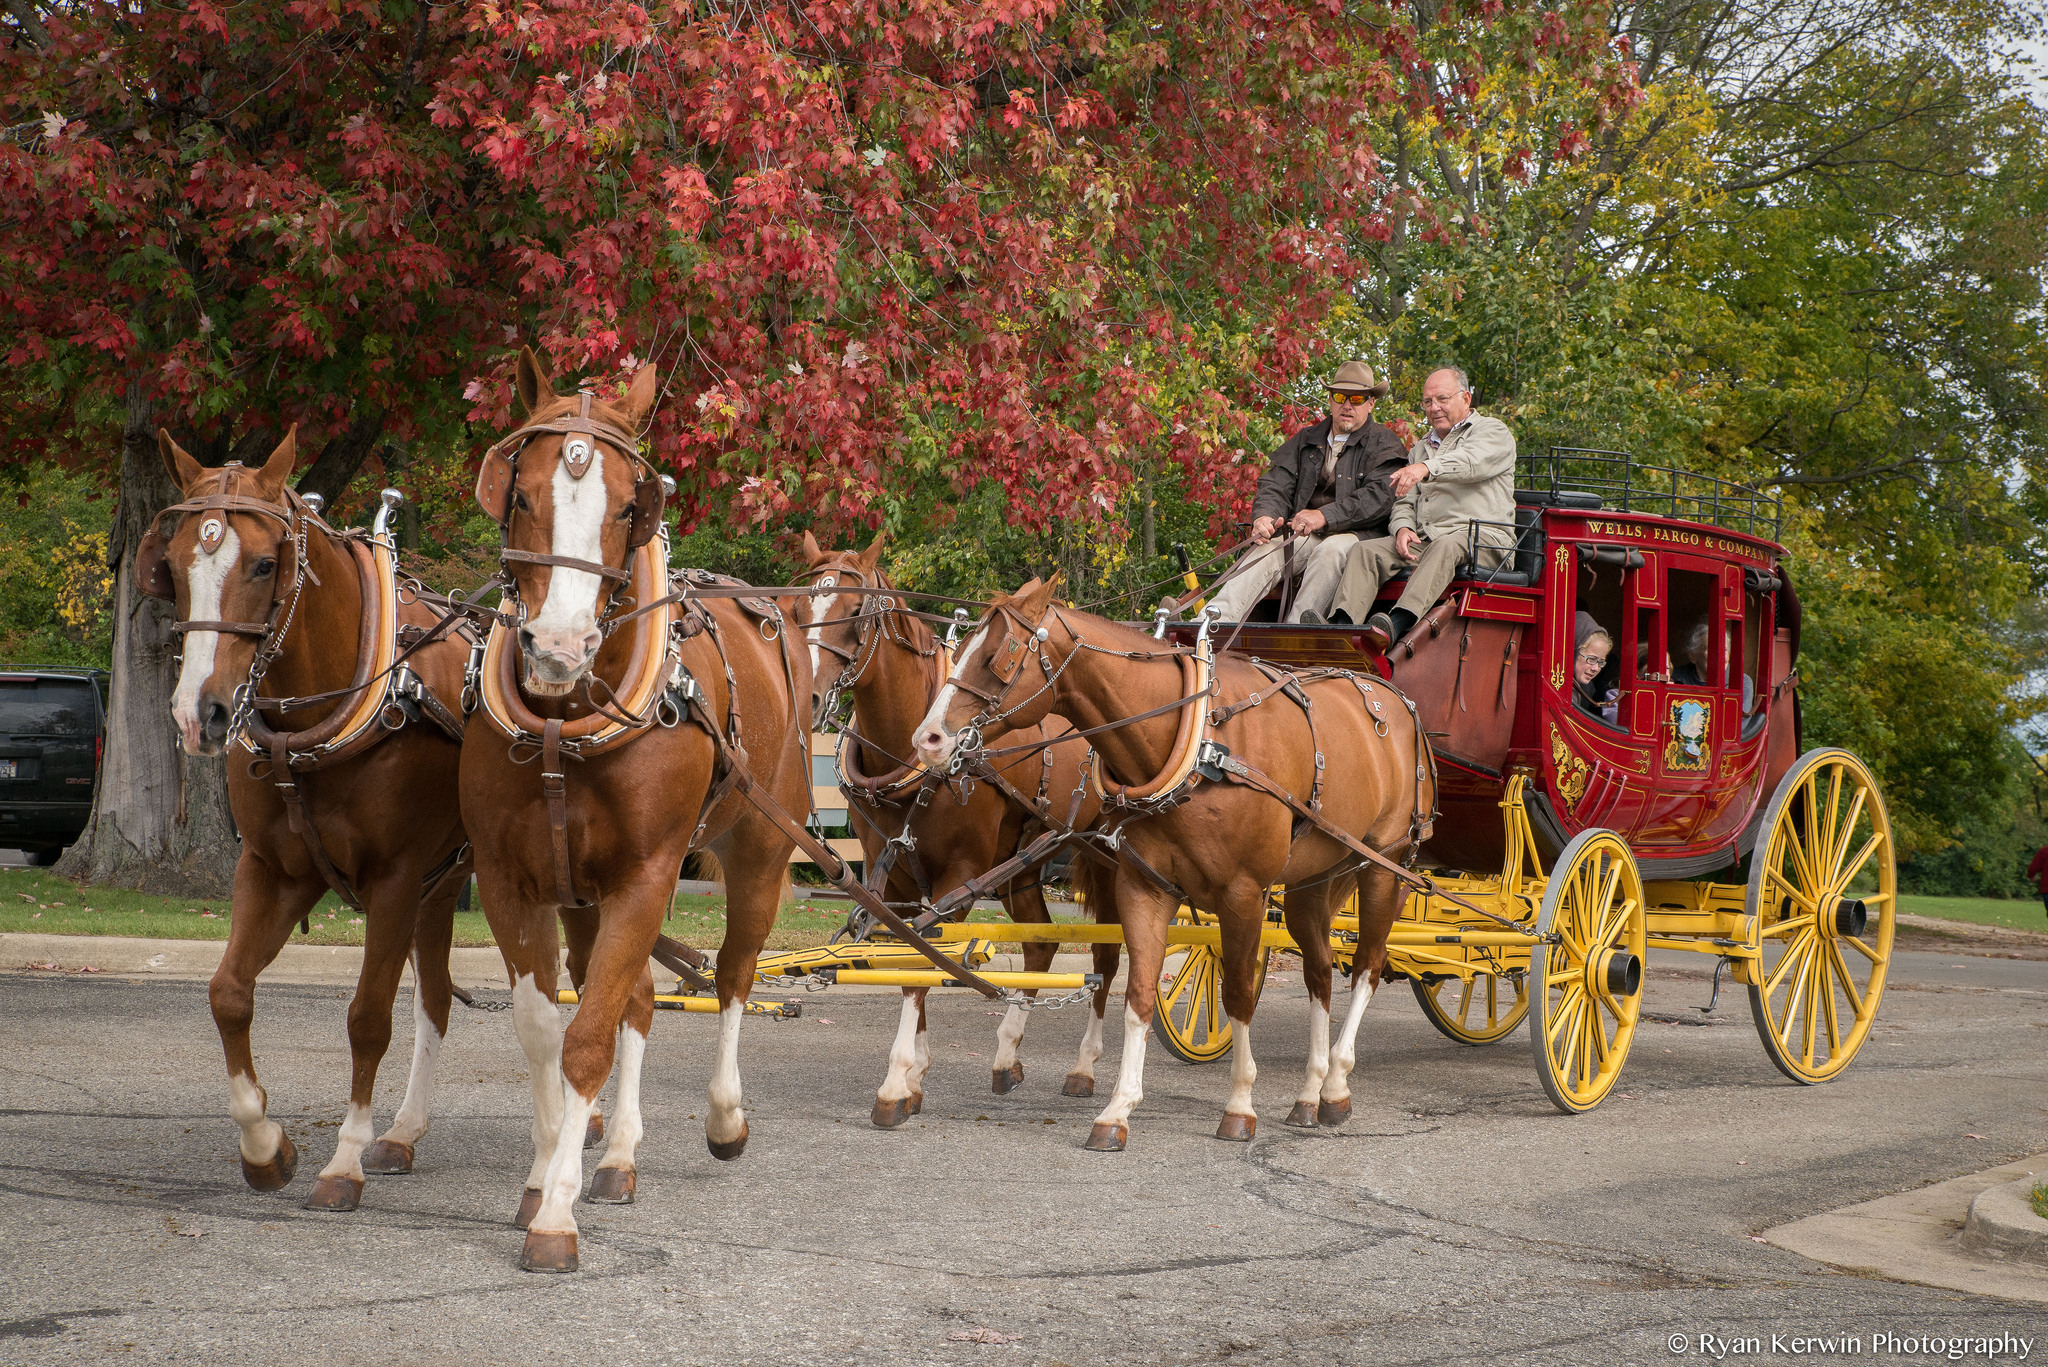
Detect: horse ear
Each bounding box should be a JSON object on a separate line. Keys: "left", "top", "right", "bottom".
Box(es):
{"left": 515, "top": 347, "right": 553, "bottom": 416}
{"left": 253, "top": 426, "right": 297, "bottom": 500}
{"left": 1011, "top": 576, "right": 1056, "bottom": 618}
{"left": 158, "top": 429, "right": 203, "bottom": 491}
{"left": 858, "top": 530, "right": 887, "bottom": 572}
{"left": 801, "top": 530, "right": 827, "bottom": 566}
{"left": 615, "top": 363, "right": 661, "bottom": 431}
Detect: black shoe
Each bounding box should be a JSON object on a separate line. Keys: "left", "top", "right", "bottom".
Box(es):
{"left": 1329, "top": 609, "right": 1353, "bottom": 626}
{"left": 1363, "top": 612, "right": 1396, "bottom": 650}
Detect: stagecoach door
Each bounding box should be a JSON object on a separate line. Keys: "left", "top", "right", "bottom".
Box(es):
{"left": 1633, "top": 552, "right": 1753, "bottom": 845}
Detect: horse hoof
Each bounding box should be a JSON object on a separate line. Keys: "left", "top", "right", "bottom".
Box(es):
{"left": 304, "top": 1174, "right": 363, "bottom": 1212}
{"left": 1216, "top": 1113, "right": 1257, "bottom": 1143}
{"left": 1283, "top": 1101, "right": 1319, "bottom": 1129}
{"left": 583, "top": 1114, "right": 605, "bottom": 1149}
{"left": 908, "top": 1090, "right": 923, "bottom": 1115}
{"left": 1083, "top": 1122, "right": 1127, "bottom": 1152}
{"left": 586, "top": 1167, "right": 636, "bottom": 1204}
{"left": 1061, "top": 1074, "right": 1095, "bottom": 1098}
{"left": 520, "top": 1230, "right": 578, "bottom": 1274}
{"left": 513, "top": 1188, "right": 543, "bottom": 1229}
{"left": 241, "top": 1131, "right": 298, "bottom": 1192}
{"left": 706, "top": 1122, "right": 749, "bottom": 1162}
{"left": 871, "top": 1097, "right": 914, "bottom": 1129}
{"left": 360, "top": 1139, "right": 414, "bottom": 1176}
{"left": 991, "top": 1063, "right": 1024, "bottom": 1095}
{"left": 1317, "top": 1098, "right": 1352, "bottom": 1127}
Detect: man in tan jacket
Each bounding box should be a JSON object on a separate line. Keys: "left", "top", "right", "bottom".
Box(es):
{"left": 1322, "top": 367, "right": 1516, "bottom": 648}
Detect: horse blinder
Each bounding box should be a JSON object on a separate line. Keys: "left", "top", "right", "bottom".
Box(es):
{"left": 475, "top": 448, "right": 515, "bottom": 524}
{"left": 626, "top": 477, "right": 665, "bottom": 550}
{"left": 987, "top": 628, "right": 1027, "bottom": 684}
{"left": 136, "top": 528, "right": 176, "bottom": 600}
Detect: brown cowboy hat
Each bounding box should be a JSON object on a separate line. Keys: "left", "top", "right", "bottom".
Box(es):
{"left": 1328, "top": 360, "right": 1390, "bottom": 398}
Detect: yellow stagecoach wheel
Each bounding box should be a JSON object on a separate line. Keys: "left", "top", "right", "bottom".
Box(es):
{"left": 1528, "top": 829, "right": 1646, "bottom": 1114}
{"left": 1744, "top": 748, "right": 1896, "bottom": 1084}
{"left": 1411, "top": 963, "right": 1531, "bottom": 1045}
{"left": 1150, "top": 906, "right": 1270, "bottom": 1065}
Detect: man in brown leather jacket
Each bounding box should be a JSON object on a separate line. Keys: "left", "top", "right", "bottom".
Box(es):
{"left": 1204, "top": 361, "right": 1410, "bottom": 622}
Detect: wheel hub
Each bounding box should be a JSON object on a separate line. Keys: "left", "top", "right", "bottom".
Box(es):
{"left": 1595, "top": 948, "right": 1642, "bottom": 999}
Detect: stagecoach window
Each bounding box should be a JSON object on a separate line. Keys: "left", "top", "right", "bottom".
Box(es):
{"left": 1664, "top": 570, "right": 1717, "bottom": 684}
{"left": 1635, "top": 606, "right": 1667, "bottom": 683}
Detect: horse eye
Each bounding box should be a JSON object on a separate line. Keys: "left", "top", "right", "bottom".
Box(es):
{"left": 252, "top": 558, "right": 277, "bottom": 577}
{"left": 513, "top": 491, "right": 530, "bottom": 512}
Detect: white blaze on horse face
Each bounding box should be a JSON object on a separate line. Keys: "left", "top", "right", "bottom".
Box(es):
{"left": 914, "top": 624, "right": 987, "bottom": 763}
{"left": 171, "top": 525, "right": 243, "bottom": 753}
{"left": 805, "top": 576, "right": 837, "bottom": 680}
{"left": 523, "top": 446, "right": 610, "bottom": 675}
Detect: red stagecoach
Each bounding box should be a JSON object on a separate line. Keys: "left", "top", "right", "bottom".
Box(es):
{"left": 1134, "top": 449, "right": 1894, "bottom": 1112}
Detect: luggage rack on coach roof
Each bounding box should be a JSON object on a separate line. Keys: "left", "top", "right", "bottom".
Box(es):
{"left": 1517, "top": 447, "right": 1782, "bottom": 541}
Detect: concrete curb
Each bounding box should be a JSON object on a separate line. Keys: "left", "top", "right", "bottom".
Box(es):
{"left": 1963, "top": 1176, "right": 2048, "bottom": 1266}
{"left": 1764, "top": 1153, "right": 2048, "bottom": 1303}
{"left": 0, "top": 931, "right": 1106, "bottom": 994}
{"left": 1, "top": 932, "right": 513, "bottom": 989}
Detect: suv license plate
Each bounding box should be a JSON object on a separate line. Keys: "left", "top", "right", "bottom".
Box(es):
{"left": 0, "top": 760, "right": 14, "bottom": 779}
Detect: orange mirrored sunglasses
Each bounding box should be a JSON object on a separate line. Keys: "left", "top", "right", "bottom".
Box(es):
{"left": 1327, "top": 390, "right": 1374, "bottom": 405}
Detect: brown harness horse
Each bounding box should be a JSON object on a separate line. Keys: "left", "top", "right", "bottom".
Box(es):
{"left": 913, "top": 577, "right": 1437, "bottom": 1149}
{"left": 149, "top": 429, "right": 472, "bottom": 1209}
{"left": 460, "top": 349, "right": 810, "bottom": 1273}
{"left": 798, "top": 536, "right": 1115, "bottom": 1125}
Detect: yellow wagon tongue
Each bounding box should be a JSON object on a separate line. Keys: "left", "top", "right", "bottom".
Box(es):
{"left": 750, "top": 937, "right": 995, "bottom": 981}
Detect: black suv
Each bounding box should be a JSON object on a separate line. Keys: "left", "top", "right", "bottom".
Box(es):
{"left": 0, "top": 668, "right": 107, "bottom": 865}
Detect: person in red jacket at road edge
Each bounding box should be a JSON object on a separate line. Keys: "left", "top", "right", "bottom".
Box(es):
{"left": 2028, "top": 844, "right": 2048, "bottom": 918}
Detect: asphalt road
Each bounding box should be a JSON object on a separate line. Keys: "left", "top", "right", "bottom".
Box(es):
{"left": 2, "top": 949, "right": 2044, "bottom": 1366}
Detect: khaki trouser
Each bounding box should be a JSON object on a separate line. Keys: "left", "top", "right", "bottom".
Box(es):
{"left": 1206, "top": 532, "right": 1360, "bottom": 622}
{"left": 1330, "top": 534, "right": 1472, "bottom": 624}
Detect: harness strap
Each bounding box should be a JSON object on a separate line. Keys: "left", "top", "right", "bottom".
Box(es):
{"left": 541, "top": 718, "right": 590, "bottom": 909}
{"left": 501, "top": 547, "right": 630, "bottom": 582}
{"left": 174, "top": 619, "right": 271, "bottom": 636}
{"left": 267, "top": 735, "right": 364, "bottom": 911}
{"left": 1201, "top": 746, "right": 1521, "bottom": 932}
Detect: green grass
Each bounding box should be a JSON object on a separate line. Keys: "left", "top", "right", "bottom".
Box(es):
{"left": 0, "top": 867, "right": 853, "bottom": 951}
{"left": 2032, "top": 1183, "right": 2048, "bottom": 1222}
{"left": 1896, "top": 894, "right": 2047, "bottom": 933}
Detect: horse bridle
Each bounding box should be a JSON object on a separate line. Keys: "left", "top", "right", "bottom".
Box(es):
{"left": 947, "top": 598, "right": 1073, "bottom": 755}
{"left": 137, "top": 467, "right": 311, "bottom": 735}
{"left": 799, "top": 563, "right": 939, "bottom": 711}
{"left": 474, "top": 391, "right": 667, "bottom": 635}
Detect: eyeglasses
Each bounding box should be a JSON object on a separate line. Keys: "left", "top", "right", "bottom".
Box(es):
{"left": 1327, "top": 391, "right": 1374, "bottom": 406}
{"left": 1576, "top": 650, "right": 1608, "bottom": 664}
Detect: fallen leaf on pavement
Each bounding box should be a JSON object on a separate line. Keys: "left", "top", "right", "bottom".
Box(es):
{"left": 23, "top": 960, "right": 59, "bottom": 971}
{"left": 947, "top": 1328, "right": 1019, "bottom": 1344}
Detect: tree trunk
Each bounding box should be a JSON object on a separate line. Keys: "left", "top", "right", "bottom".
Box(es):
{"left": 55, "top": 378, "right": 240, "bottom": 896}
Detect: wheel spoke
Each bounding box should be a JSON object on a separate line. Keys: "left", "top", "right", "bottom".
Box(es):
{"left": 1762, "top": 929, "right": 1815, "bottom": 995}
{"left": 1586, "top": 998, "right": 1613, "bottom": 1068}
{"left": 1825, "top": 787, "right": 1868, "bottom": 889}
{"left": 1548, "top": 983, "right": 1586, "bottom": 1046}
{"left": 1839, "top": 932, "right": 1882, "bottom": 963}
{"left": 1763, "top": 867, "right": 1819, "bottom": 916}
{"left": 1836, "top": 831, "right": 1886, "bottom": 894}
{"left": 1821, "top": 765, "right": 1844, "bottom": 882}
{"left": 1455, "top": 976, "right": 1475, "bottom": 1027}
{"left": 1772, "top": 933, "right": 1816, "bottom": 1025}
{"left": 1556, "top": 993, "right": 1586, "bottom": 1083}
{"left": 1798, "top": 946, "right": 1820, "bottom": 1068}
{"left": 1761, "top": 911, "right": 1815, "bottom": 940}
{"left": 1826, "top": 938, "right": 1867, "bottom": 1019}
{"left": 1483, "top": 973, "right": 1498, "bottom": 1028}
{"left": 1819, "top": 947, "right": 1842, "bottom": 1057}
